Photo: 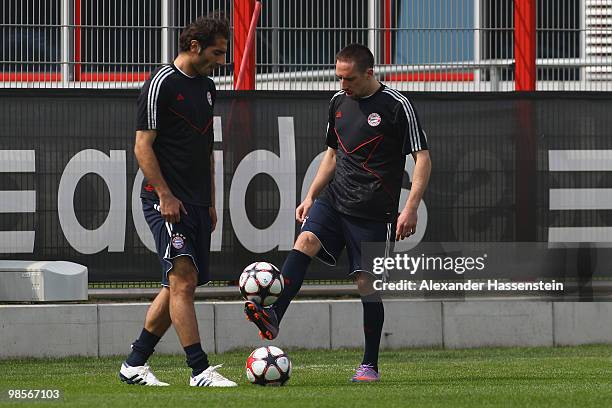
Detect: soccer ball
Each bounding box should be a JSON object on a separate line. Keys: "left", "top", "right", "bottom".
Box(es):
{"left": 245, "top": 346, "right": 292, "bottom": 386}
{"left": 239, "top": 261, "right": 284, "bottom": 306}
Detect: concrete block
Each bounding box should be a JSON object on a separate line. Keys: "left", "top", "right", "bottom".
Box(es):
{"left": 214, "top": 301, "right": 331, "bottom": 353}
{"left": 98, "top": 302, "right": 215, "bottom": 356}
{"left": 0, "top": 261, "right": 87, "bottom": 301}
{"left": 443, "top": 301, "right": 553, "bottom": 348}
{"left": 554, "top": 302, "right": 612, "bottom": 346}
{"left": 331, "top": 300, "right": 443, "bottom": 349}
{"left": 9, "top": 300, "right": 604, "bottom": 359}
{"left": 0, "top": 304, "right": 97, "bottom": 357}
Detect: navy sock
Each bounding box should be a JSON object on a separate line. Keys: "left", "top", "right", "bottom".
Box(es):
{"left": 272, "top": 249, "right": 312, "bottom": 322}
{"left": 126, "top": 328, "right": 161, "bottom": 367}
{"left": 184, "top": 343, "right": 210, "bottom": 376}
{"left": 361, "top": 292, "right": 384, "bottom": 372}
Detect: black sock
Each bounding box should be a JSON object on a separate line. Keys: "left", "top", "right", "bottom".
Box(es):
{"left": 272, "top": 249, "right": 312, "bottom": 322}
{"left": 361, "top": 292, "right": 384, "bottom": 372}
{"left": 184, "top": 343, "right": 210, "bottom": 376}
{"left": 126, "top": 328, "right": 161, "bottom": 367}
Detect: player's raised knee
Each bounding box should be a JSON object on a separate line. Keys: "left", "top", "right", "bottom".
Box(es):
{"left": 294, "top": 232, "right": 321, "bottom": 256}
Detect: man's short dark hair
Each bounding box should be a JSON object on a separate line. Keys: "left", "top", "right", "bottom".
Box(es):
{"left": 179, "top": 12, "right": 230, "bottom": 52}
{"left": 336, "top": 44, "right": 374, "bottom": 72}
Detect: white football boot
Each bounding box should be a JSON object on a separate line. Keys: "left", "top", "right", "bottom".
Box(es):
{"left": 190, "top": 364, "right": 238, "bottom": 387}
{"left": 119, "top": 362, "right": 169, "bottom": 386}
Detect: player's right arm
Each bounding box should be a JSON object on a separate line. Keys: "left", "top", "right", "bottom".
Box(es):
{"left": 296, "top": 94, "right": 343, "bottom": 222}
{"left": 135, "top": 67, "right": 186, "bottom": 224}
{"left": 296, "top": 147, "right": 337, "bottom": 223}
{"left": 296, "top": 93, "right": 342, "bottom": 222}
{"left": 134, "top": 131, "right": 187, "bottom": 224}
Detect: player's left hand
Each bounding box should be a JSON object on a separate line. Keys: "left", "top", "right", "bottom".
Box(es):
{"left": 209, "top": 206, "right": 217, "bottom": 232}
{"left": 396, "top": 208, "right": 417, "bottom": 241}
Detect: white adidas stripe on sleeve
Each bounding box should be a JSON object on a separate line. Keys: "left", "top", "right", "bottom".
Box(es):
{"left": 383, "top": 88, "right": 422, "bottom": 151}
{"left": 147, "top": 66, "right": 173, "bottom": 129}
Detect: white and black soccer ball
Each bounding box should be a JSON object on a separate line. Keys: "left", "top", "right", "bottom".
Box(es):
{"left": 245, "top": 346, "right": 292, "bottom": 386}
{"left": 239, "top": 262, "right": 284, "bottom": 306}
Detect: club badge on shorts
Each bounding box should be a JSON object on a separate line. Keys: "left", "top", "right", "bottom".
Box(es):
{"left": 367, "top": 112, "right": 381, "bottom": 126}
{"left": 171, "top": 233, "right": 186, "bottom": 250}
{"left": 206, "top": 91, "right": 213, "bottom": 106}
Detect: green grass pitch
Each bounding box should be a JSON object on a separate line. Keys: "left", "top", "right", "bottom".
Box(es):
{"left": 1, "top": 345, "right": 612, "bottom": 407}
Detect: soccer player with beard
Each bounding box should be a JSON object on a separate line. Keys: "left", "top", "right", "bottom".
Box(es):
{"left": 119, "top": 14, "right": 236, "bottom": 388}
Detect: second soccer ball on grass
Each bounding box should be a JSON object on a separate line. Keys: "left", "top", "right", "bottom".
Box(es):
{"left": 245, "top": 346, "right": 292, "bottom": 386}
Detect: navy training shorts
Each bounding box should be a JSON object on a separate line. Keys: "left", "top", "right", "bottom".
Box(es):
{"left": 142, "top": 198, "right": 212, "bottom": 286}
{"left": 301, "top": 198, "right": 395, "bottom": 278}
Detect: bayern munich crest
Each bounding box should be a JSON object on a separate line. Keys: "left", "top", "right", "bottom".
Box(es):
{"left": 171, "top": 233, "right": 186, "bottom": 250}
{"left": 206, "top": 91, "right": 213, "bottom": 106}
{"left": 367, "top": 112, "right": 381, "bottom": 126}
